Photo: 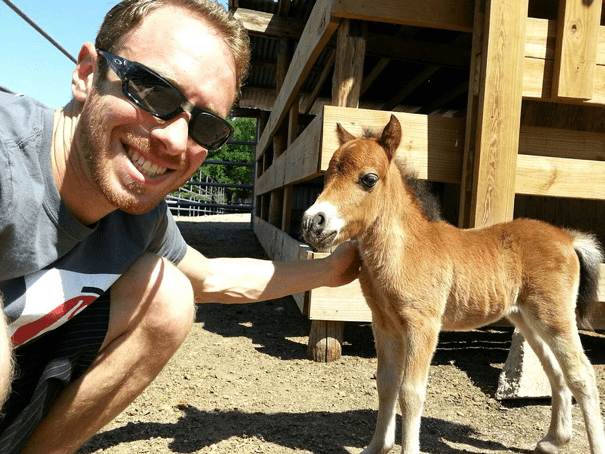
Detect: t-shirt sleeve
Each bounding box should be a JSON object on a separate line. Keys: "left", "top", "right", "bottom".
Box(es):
{"left": 147, "top": 203, "right": 188, "bottom": 264}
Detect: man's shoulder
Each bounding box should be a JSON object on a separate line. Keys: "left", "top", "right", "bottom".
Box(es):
{"left": 0, "top": 92, "right": 53, "bottom": 144}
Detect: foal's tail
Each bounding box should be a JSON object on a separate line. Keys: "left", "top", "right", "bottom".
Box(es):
{"left": 569, "top": 230, "right": 603, "bottom": 329}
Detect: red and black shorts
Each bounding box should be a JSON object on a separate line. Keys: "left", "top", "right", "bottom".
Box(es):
{"left": 0, "top": 292, "right": 110, "bottom": 453}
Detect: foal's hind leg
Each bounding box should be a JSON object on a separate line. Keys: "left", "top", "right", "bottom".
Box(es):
{"left": 508, "top": 313, "right": 573, "bottom": 454}
{"left": 544, "top": 327, "right": 605, "bottom": 454}
{"left": 512, "top": 309, "right": 605, "bottom": 454}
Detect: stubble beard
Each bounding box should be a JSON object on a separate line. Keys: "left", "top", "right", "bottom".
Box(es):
{"left": 78, "top": 90, "right": 170, "bottom": 215}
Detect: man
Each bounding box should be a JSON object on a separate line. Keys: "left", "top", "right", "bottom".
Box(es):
{"left": 0, "top": 1, "right": 360, "bottom": 452}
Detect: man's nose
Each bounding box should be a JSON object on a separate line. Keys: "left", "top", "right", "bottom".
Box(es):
{"left": 150, "top": 113, "right": 191, "bottom": 154}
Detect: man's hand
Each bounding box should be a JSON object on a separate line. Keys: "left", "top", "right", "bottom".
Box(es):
{"left": 323, "top": 241, "right": 362, "bottom": 287}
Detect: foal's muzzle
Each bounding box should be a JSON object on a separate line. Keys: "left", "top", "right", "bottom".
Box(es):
{"left": 301, "top": 204, "right": 341, "bottom": 251}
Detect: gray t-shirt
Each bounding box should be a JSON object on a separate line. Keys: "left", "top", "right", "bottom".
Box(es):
{"left": 0, "top": 92, "right": 188, "bottom": 346}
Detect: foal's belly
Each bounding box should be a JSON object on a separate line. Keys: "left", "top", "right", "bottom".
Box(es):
{"left": 440, "top": 295, "right": 512, "bottom": 331}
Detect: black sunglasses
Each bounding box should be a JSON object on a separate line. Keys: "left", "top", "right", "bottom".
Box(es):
{"left": 97, "top": 50, "right": 233, "bottom": 151}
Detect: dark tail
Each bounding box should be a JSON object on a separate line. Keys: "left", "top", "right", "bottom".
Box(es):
{"left": 570, "top": 230, "right": 603, "bottom": 329}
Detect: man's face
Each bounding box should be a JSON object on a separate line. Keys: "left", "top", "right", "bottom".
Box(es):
{"left": 75, "top": 5, "right": 237, "bottom": 216}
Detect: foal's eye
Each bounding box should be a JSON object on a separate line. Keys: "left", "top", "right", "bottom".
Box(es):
{"left": 360, "top": 173, "right": 379, "bottom": 189}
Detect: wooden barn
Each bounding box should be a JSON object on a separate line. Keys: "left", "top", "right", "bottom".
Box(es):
{"left": 227, "top": 0, "right": 605, "bottom": 372}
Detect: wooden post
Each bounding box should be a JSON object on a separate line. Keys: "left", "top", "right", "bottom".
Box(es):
{"left": 307, "top": 18, "right": 366, "bottom": 362}
{"left": 307, "top": 320, "right": 345, "bottom": 362}
{"left": 461, "top": 0, "right": 552, "bottom": 399}
{"left": 268, "top": 38, "right": 291, "bottom": 228}
{"left": 552, "top": 0, "right": 602, "bottom": 100}
{"left": 460, "top": 0, "right": 528, "bottom": 228}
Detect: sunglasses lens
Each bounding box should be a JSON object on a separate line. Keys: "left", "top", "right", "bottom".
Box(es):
{"left": 127, "top": 71, "right": 183, "bottom": 117}
{"left": 190, "top": 112, "right": 233, "bottom": 150}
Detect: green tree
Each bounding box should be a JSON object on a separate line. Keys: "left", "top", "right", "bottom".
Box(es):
{"left": 190, "top": 117, "right": 256, "bottom": 203}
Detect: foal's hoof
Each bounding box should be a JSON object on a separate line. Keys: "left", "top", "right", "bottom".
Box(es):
{"left": 534, "top": 440, "right": 560, "bottom": 454}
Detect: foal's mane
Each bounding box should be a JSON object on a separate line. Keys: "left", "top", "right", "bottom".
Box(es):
{"left": 361, "top": 127, "right": 442, "bottom": 222}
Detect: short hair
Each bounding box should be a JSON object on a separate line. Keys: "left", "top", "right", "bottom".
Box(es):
{"left": 95, "top": 0, "right": 250, "bottom": 98}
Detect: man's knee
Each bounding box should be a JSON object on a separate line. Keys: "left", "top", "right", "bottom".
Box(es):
{"left": 105, "top": 254, "right": 195, "bottom": 353}
{"left": 0, "top": 296, "right": 14, "bottom": 412}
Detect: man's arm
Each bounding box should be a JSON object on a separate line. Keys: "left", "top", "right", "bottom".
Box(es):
{"left": 176, "top": 242, "right": 361, "bottom": 304}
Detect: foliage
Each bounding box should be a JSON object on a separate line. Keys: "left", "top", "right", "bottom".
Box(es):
{"left": 196, "top": 117, "right": 256, "bottom": 203}
{"left": 172, "top": 117, "right": 256, "bottom": 204}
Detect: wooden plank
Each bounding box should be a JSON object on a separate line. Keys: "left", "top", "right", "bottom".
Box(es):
{"left": 332, "top": 0, "right": 474, "bottom": 32}
{"left": 518, "top": 125, "right": 605, "bottom": 161}
{"left": 254, "top": 152, "right": 286, "bottom": 196}
{"left": 515, "top": 154, "right": 605, "bottom": 200}
{"left": 283, "top": 113, "right": 323, "bottom": 186}
{"left": 233, "top": 8, "right": 305, "bottom": 39}
{"left": 552, "top": 0, "right": 603, "bottom": 100}
{"left": 320, "top": 106, "right": 465, "bottom": 184}
{"left": 467, "top": 0, "right": 529, "bottom": 228}
{"left": 255, "top": 113, "right": 323, "bottom": 196}
{"left": 256, "top": 0, "right": 340, "bottom": 159}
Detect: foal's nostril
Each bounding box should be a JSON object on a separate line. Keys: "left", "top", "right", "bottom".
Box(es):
{"left": 312, "top": 212, "right": 326, "bottom": 231}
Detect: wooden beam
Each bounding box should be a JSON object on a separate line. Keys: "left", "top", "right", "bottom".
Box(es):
{"left": 332, "top": 19, "right": 366, "bottom": 108}
{"left": 233, "top": 8, "right": 304, "bottom": 39}
{"left": 332, "top": 0, "right": 474, "bottom": 32}
{"left": 255, "top": 113, "right": 323, "bottom": 196}
{"left": 257, "top": 105, "right": 605, "bottom": 198}
{"left": 256, "top": 0, "right": 340, "bottom": 160}
{"left": 552, "top": 0, "right": 603, "bottom": 100}
{"left": 320, "top": 106, "right": 465, "bottom": 183}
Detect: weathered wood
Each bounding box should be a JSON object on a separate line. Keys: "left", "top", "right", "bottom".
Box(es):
{"left": 332, "top": 19, "right": 366, "bottom": 108}
{"left": 552, "top": 0, "right": 603, "bottom": 100}
{"left": 307, "top": 320, "right": 345, "bottom": 362}
{"left": 332, "top": 0, "right": 474, "bottom": 32}
{"left": 256, "top": 0, "right": 340, "bottom": 159}
{"left": 255, "top": 113, "right": 323, "bottom": 197}
{"left": 281, "top": 185, "right": 293, "bottom": 232}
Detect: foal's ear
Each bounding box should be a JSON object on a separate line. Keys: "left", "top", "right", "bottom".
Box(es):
{"left": 379, "top": 115, "right": 402, "bottom": 161}
{"left": 336, "top": 123, "right": 356, "bottom": 145}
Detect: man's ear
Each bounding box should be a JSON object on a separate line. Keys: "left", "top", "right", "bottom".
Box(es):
{"left": 72, "top": 42, "right": 98, "bottom": 102}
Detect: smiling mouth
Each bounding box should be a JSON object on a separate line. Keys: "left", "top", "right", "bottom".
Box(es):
{"left": 127, "top": 148, "right": 169, "bottom": 177}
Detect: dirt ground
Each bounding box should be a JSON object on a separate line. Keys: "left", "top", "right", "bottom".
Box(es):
{"left": 78, "top": 213, "right": 605, "bottom": 454}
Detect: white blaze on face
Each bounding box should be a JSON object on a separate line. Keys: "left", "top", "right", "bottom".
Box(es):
{"left": 304, "top": 200, "right": 346, "bottom": 237}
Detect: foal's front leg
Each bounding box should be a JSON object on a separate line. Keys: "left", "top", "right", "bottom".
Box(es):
{"left": 362, "top": 324, "right": 406, "bottom": 454}
{"left": 398, "top": 322, "right": 440, "bottom": 454}
{"left": 362, "top": 318, "right": 439, "bottom": 454}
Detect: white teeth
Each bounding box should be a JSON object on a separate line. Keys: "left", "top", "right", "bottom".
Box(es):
{"left": 127, "top": 149, "right": 168, "bottom": 177}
